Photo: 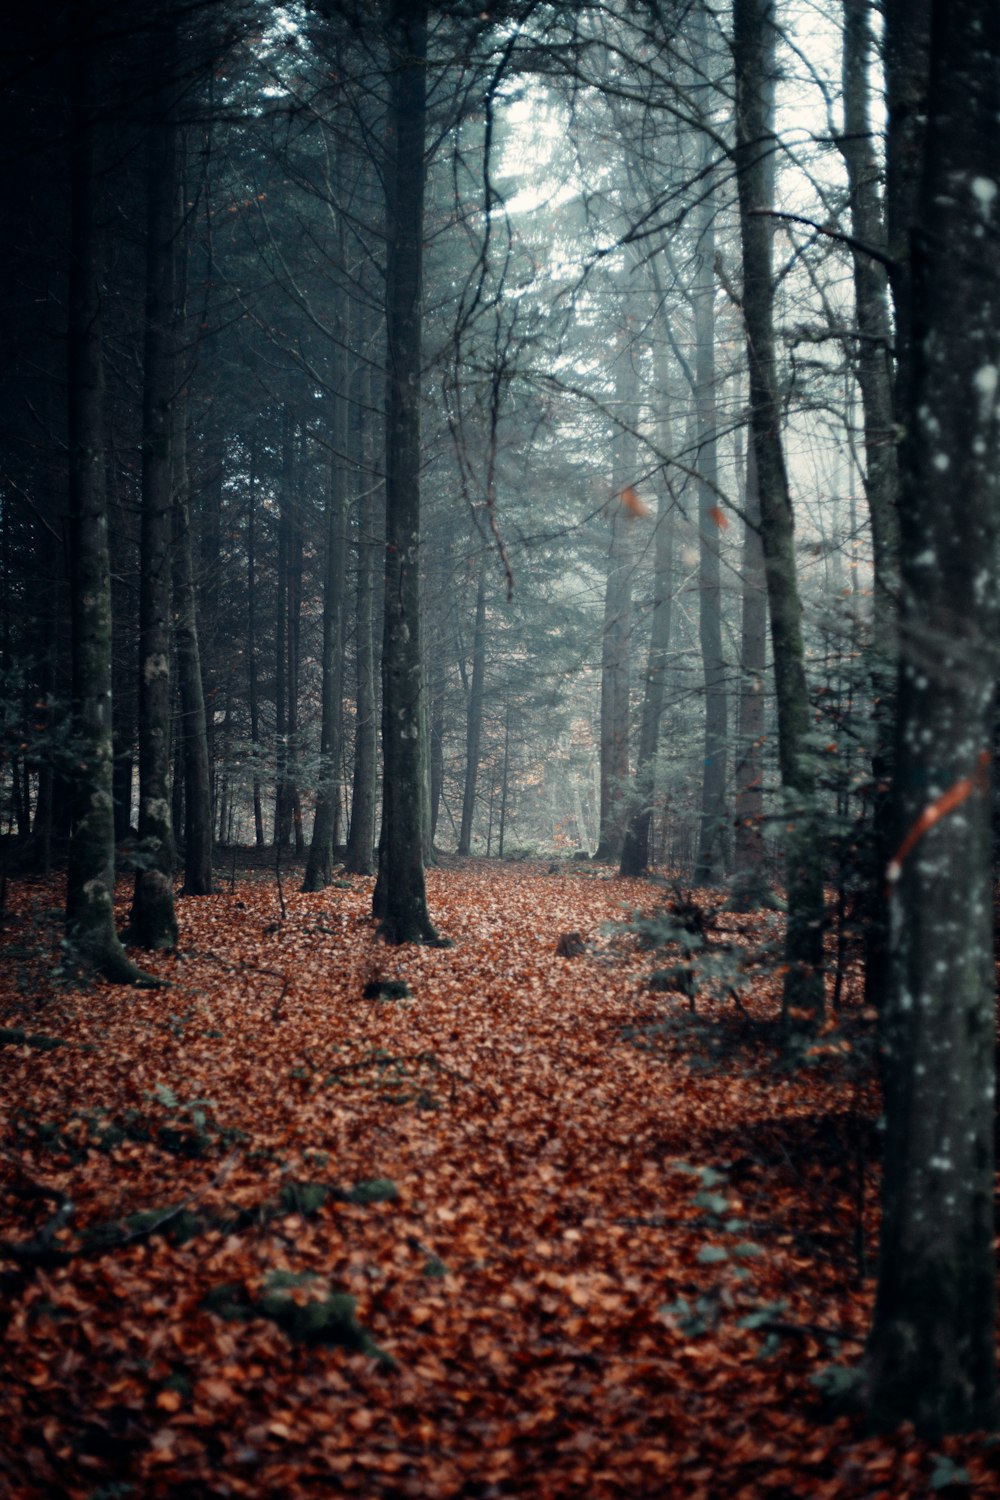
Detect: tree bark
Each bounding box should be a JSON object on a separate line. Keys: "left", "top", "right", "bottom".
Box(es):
{"left": 172, "top": 410, "right": 213, "bottom": 895}
{"left": 866, "top": 0, "right": 1000, "bottom": 1437}
{"left": 345, "top": 478, "right": 379, "bottom": 875}
{"left": 303, "top": 388, "right": 348, "bottom": 891}
{"left": 620, "top": 340, "right": 675, "bottom": 878}
{"left": 246, "top": 440, "right": 265, "bottom": 848}
{"left": 839, "top": 0, "right": 901, "bottom": 1000}
{"left": 126, "top": 17, "right": 179, "bottom": 951}
{"left": 457, "top": 562, "right": 487, "bottom": 856}
{"left": 273, "top": 410, "right": 293, "bottom": 847}
{"left": 732, "top": 0, "right": 825, "bottom": 1025}
{"left": 692, "top": 131, "right": 728, "bottom": 885}
{"left": 372, "top": 0, "right": 438, "bottom": 943}
{"left": 594, "top": 326, "right": 638, "bottom": 863}
{"left": 730, "top": 433, "right": 770, "bottom": 907}
{"left": 64, "top": 0, "right": 146, "bottom": 983}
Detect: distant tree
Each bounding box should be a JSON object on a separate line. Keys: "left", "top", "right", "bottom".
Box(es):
{"left": 732, "top": 0, "right": 825, "bottom": 1025}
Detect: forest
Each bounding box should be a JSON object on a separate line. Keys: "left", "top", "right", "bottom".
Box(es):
{"left": 1, "top": 0, "right": 999, "bottom": 1494}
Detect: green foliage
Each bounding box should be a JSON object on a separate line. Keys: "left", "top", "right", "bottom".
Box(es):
{"left": 361, "top": 977, "right": 411, "bottom": 1001}
{"left": 344, "top": 1177, "right": 399, "bottom": 1205}
{"left": 929, "top": 1455, "right": 971, "bottom": 1491}
{"left": 204, "top": 1275, "right": 391, "bottom": 1363}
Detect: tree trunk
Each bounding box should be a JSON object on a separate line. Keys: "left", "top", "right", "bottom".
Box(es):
{"left": 372, "top": 0, "right": 438, "bottom": 943}
{"left": 303, "top": 386, "right": 348, "bottom": 891}
{"left": 620, "top": 341, "right": 675, "bottom": 878}
{"left": 457, "top": 563, "right": 487, "bottom": 856}
{"left": 286, "top": 457, "right": 304, "bottom": 859}
{"left": 173, "top": 410, "right": 213, "bottom": 895}
{"left": 126, "top": 18, "right": 179, "bottom": 952}
{"left": 246, "top": 440, "right": 265, "bottom": 848}
{"left": 866, "top": 0, "right": 1000, "bottom": 1437}
{"left": 733, "top": 0, "right": 825, "bottom": 1025}
{"left": 64, "top": 0, "right": 145, "bottom": 983}
{"left": 594, "top": 328, "right": 637, "bottom": 862}
{"left": 692, "top": 133, "right": 728, "bottom": 885}
{"left": 273, "top": 410, "right": 293, "bottom": 847}
{"left": 840, "top": 0, "right": 901, "bottom": 1000}
{"left": 882, "top": 0, "right": 932, "bottom": 410}
{"left": 730, "top": 433, "right": 770, "bottom": 907}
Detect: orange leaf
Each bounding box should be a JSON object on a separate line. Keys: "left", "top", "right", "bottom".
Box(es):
{"left": 887, "top": 748, "right": 990, "bottom": 883}
{"left": 707, "top": 504, "right": 729, "bottom": 530}
{"left": 621, "top": 485, "right": 650, "bottom": 519}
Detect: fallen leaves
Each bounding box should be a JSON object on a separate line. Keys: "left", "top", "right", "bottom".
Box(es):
{"left": 0, "top": 861, "right": 997, "bottom": 1497}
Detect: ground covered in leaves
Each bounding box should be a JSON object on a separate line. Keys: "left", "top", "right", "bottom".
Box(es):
{"left": 1, "top": 858, "right": 998, "bottom": 1498}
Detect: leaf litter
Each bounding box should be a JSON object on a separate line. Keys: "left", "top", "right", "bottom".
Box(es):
{"left": 0, "top": 860, "right": 998, "bottom": 1497}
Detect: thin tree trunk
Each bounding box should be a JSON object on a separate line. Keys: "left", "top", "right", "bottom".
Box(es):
{"left": 691, "top": 102, "right": 728, "bottom": 885}
{"left": 730, "top": 433, "right": 771, "bottom": 907}
{"left": 733, "top": 0, "right": 825, "bottom": 1026}
{"left": 595, "top": 327, "right": 637, "bottom": 862}
{"left": 621, "top": 341, "right": 676, "bottom": 878}
{"left": 372, "top": 0, "right": 438, "bottom": 943}
{"left": 246, "top": 440, "right": 264, "bottom": 847}
{"left": 287, "top": 456, "right": 304, "bottom": 858}
{"left": 345, "top": 349, "right": 380, "bottom": 876}
{"left": 303, "top": 382, "right": 348, "bottom": 891}
{"left": 173, "top": 411, "right": 213, "bottom": 895}
{"left": 273, "top": 410, "right": 292, "bottom": 846}
{"left": 457, "top": 563, "right": 487, "bottom": 855}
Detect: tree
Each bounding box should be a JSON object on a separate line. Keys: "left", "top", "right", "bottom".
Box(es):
{"left": 302, "top": 393, "right": 348, "bottom": 891}
{"left": 865, "top": 0, "right": 1000, "bottom": 1437}
{"left": 64, "top": 0, "right": 148, "bottom": 983}
{"left": 690, "top": 121, "right": 727, "bottom": 885}
{"left": 371, "top": 0, "right": 439, "bottom": 943}
{"left": 732, "top": 0, "right": 825, "bottom": 1025}
{"left": 126, "top": 11, "right": 181, "bottom": 951}
{"left": 620, "top": 339, "right": 676, "bottom": 878}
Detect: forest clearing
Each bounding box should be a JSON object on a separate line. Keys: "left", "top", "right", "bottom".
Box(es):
{"left": 0, "top": 857, "right": 996, "bottom": 1499}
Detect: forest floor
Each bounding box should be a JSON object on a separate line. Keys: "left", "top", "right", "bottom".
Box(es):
{"left": 0, "top": 857, "right": 998, "bottom": 1498}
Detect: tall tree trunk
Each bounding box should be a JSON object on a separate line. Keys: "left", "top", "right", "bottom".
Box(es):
{"left": 64, "top": 0, "right": 145, "bottom": 983}
{"left": 620, "top": 341, "right": 676, "bottom": 878}
{"left": 246, "top": 440, "right": 265, "bottom": 847}
{"left": 594, "top": 328, "right": 637, "bottom": 862}
{"left": 840, "top": 0, "right": 899, "bottom": 635}
{"left": 173, "top": 409, "right": 213, "bottom": 895}
{"left": 286, "top": 454, "right": 304, "bottom": 858}
{"left": 372, "top": 0, "right": 438, "bottom": 943}
{"left": 733, "top": 0, "right": 825, "bottom": 1025}
{"left": 866, "top": 0, "right": 1000, "bottom": 1436}
{"left": 273, "top": 410, "right": 292, "bottom": 846}
{"left": 303, "top": 388, "right": 348, "bottom": 891}
{"left": 730, "top": 434, "right": 771, "bottom": 907}
{"left": 457, "top": 563, "right": 487, "bottom": 856}
{"left": 692, "top": 131, "right": 728, "bottom": 884}
{"left": 840, "top": 0, "right": 901, "bottom": 1001}
{"left": 341, "top": 375, "right": 377, "bottom": 876}
{"left": 126, "top": 18, "right": 179, "bottom": 951}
